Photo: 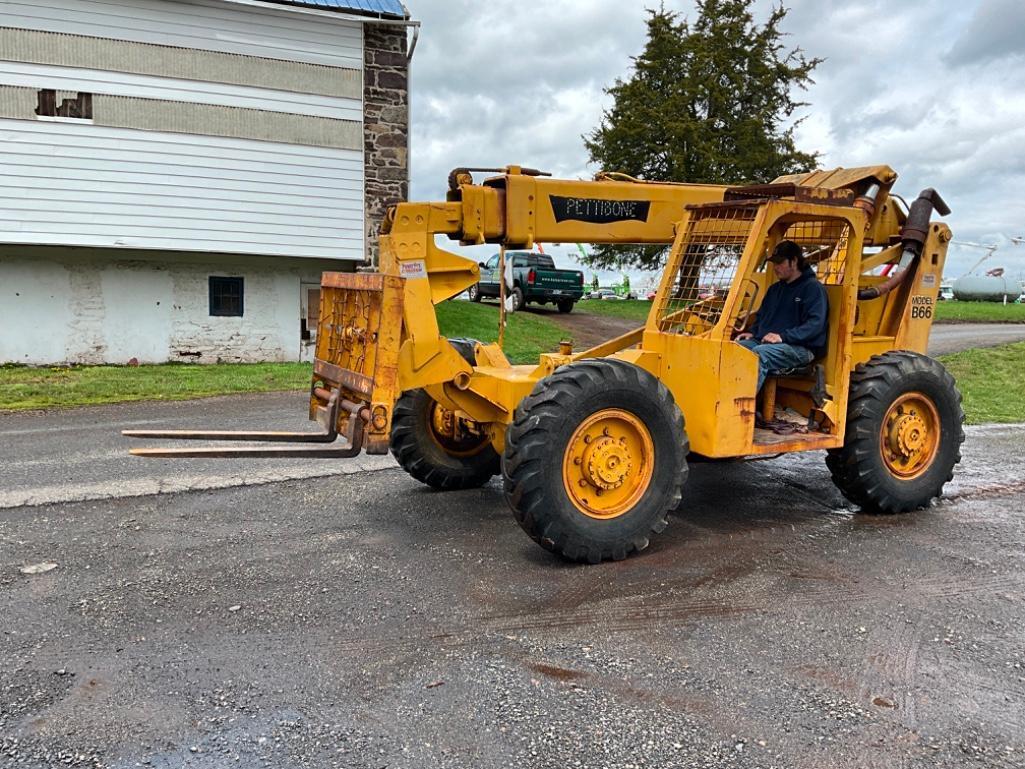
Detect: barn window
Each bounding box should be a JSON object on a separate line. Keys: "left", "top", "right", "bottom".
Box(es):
{"left": 36, "top": 90, "right": 93, "bottom": 120}
{"left": 209, "top": 276, "right": 244, "bottom": 317}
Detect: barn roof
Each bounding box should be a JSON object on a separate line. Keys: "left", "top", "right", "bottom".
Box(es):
{"left": 262, "top": 0, "right": 408, "bottom": 19}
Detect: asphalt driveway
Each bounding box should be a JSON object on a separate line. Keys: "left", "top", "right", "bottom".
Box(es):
{"left": 2, "top": 412, "right": 1024, "bottom": 767}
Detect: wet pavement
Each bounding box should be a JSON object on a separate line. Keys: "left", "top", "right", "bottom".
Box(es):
{"left": 925, "top": 323, "right": 1025, "bottom": 356}
{"left": 2, "top": 419, "right": 1024, "bottom": 768}
{"left": 0, "top": 393, "right": 395, "bottom": 510}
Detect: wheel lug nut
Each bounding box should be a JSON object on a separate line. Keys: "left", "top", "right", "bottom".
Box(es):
{"left": 578, "top": 479, "right": 588, "bottom": 487}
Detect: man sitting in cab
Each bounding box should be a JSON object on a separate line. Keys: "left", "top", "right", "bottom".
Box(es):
{"left": 736, "top": 239, "right": 828, "bottom": 393}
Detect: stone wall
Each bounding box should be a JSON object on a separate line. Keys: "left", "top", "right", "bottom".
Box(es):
{"left": 0, "top": 246, "right": 351, "bottom": 365}
{"left": 363, "top": 25, "right": 409, "bottom": 267}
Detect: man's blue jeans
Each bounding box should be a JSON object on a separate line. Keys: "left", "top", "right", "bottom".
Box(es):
{"left": 737, "top": 339, "right": 815, "bottom": 393}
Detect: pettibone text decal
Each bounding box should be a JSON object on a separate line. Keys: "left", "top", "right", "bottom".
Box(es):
{"left": 550, "top": 196, "right": 651, "bottom": 225}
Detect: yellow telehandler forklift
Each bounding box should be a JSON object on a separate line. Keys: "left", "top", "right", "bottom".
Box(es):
{"left": 126, "top": 164, "right": 964, "bottom": 563}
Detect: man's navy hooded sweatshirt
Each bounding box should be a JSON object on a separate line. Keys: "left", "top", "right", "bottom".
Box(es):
{"left": 751, "top": 266, "right": 828, "bottom": 357}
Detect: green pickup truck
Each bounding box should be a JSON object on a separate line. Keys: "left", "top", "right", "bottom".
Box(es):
{"left": 468, "top": 251, "right": 585, "bottom": 313}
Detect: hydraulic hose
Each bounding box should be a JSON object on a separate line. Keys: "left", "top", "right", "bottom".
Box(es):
{"left": 858, "top": 188, "right": 950, "bottom": 300}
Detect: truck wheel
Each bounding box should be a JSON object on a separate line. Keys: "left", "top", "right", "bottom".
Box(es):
{"left": 557, "top": 299, "right": 574, "bottom": 313}
{"left": 511, "top": 286, "right": 524, "bottom": 312}
{"left": 467, "top": 283, "right": 482, "bottom": 302}
{"left": 826, "top": 351, "right": 964, "bottom": 512}
{"left": 391, "top": 389, "right": 500, "bottom": 490}
{"left": 503, "top": 359, "right": 688, "bottom": 563}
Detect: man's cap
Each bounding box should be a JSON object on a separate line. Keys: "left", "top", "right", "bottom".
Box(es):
{"left": 768, "top": 239, "right": 803, "bottom": 263}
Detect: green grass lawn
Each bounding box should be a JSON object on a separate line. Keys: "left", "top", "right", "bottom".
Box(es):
{"left": 937, "top": 342, "right": 1025, "bottom": 424}
{"left": 436, "top": 299, "right": 566, "bottom": 363}
{"left": 0, "top": 361, "right": 312, "bottom": 411}
{"left": 574, "top": 298, "right": 653, "bottom": 322}
{"left": 934, "top": 301, "right": 1025, "bottom": 324}
{"left": 3, "top": 299, "right": 1022, "bottom": 423}
{"left": 0, "top": 301, "right": 566, "bottom": 411}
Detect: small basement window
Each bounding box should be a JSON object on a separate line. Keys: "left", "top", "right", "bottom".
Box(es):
{"left": 209, "top": 276, "right": 244, "bottom": 317}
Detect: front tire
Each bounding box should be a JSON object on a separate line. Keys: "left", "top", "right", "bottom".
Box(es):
{"left": 826, "top": 351, "right": 964, "bottom": 512}
{"left": 467, "top": 283, "right": 482, "bottom": 302}
{"left": 503, "top": 359, "right": 688, "bottom": 563}
{"left": 391, "top": 389, "right": 500, "bottom": 490}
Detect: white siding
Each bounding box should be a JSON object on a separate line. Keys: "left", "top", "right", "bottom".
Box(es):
{"left": 3, "top": 60, "right": 361, "bottom": 121}
{"left": 0, "top": 120, "right": 364, "bottom": 259}
{"left": 2, "top": 0, "right": 364, "bottom": 68}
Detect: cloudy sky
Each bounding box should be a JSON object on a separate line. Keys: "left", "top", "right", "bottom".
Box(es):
{"left": 405, "top": 0, "right": 1025, "bottom": 285}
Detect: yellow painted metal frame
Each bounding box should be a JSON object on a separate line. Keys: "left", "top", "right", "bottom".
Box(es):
{"left": 312, "top": 164, "right": 949, "bottom": 462}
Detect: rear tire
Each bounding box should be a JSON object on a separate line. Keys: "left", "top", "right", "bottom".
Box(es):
{"left": 503, "top": 359, "right": 688, "bottom": 563}
{"left": 826, "top": 351, "right": 964, "bottom": 512}
{"left": 511, "top": 286, "right": 524, "bottom": 312}
{"left": 467, "top": 283, "right": 482, "bottom": 302}
{"left": 557, "top": 299, "right": 574, "bottom": 313}
{"left": 391, "top": 389, "right": 500, "bottom": 490}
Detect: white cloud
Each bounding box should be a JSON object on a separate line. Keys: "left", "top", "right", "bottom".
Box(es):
{"left": 407, "top": 0, "right": 1025, "bottom": 280}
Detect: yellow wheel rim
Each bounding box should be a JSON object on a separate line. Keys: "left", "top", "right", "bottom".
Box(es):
{"left": 880, "top": 392, "right": 941, "bottom": 480}
{"left": 427, "top": 402, "right": 491, "bottom": 458}
{"left": 562, "top": 409, "right": 655, "bottom": 520}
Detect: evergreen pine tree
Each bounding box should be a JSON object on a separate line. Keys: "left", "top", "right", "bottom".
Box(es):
{"left": 584, "top": 1, "right": 820, "bottom": 269}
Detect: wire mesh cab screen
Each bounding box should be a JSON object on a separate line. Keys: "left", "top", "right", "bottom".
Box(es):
{"left": 657, "top": 203, "right": 757, "bottom": 335}
{"left": 657, "top": 202, "right": 853, "bottom": 336}
{"left": 777, "top": 218, "right": 852, "bottom": 286}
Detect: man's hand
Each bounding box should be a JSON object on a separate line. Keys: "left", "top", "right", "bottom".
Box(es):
{"left": 762, "top": 332, "right": 783, "bottom": 344}
{"left": 736, "top": 332, "right": 754, "bottom": 341}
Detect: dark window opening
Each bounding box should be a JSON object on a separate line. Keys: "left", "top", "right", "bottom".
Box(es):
{"left": 301, "top": 287, "right": 320, "bottom": 341}
{"left": 36, "top": 89, "right": 93, "bottom": 119}
{"left": 209, "top": 276, "right": 244, "bottom": 317}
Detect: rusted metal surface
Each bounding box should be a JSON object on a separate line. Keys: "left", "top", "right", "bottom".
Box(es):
{"left": 314, "top": 359, "right": 374, "bottom": 400}
{"left": 306, "top": 271, "right": 404, "bottom": 454}
{"left": 724, "top": 183, "right": 856, "bottom": 207}
{"left": 365, "top": 275, "right": 404, "bottom": 454}
{"left": 122, "top": 429, "right": 339, "bottom": 444}
{"left": 320, "top": 272, "right": 386, "bottom": 291}
{"left": 124, "top": 394, "right": 368, "bottom": 459}
{"left": 898, "top": 188, "right": 951, "bottom": 247}
{"left": 312, "top": 272, "right": 403, "bottom": 440}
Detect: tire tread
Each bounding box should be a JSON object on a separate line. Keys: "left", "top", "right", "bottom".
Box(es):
{"left": 827, "top": 351, "right": 965, "bottom": 513}
{"left": 503, "top": 359, "right": 688, "bottom": 562}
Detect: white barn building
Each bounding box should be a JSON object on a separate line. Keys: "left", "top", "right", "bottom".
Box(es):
{"left": 0, "top": 0, "right": 413, "bottom": 364}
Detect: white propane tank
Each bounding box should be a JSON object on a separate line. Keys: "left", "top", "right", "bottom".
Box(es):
{"left": 952, "top": 274, "right": 1016, "bottom": 302}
